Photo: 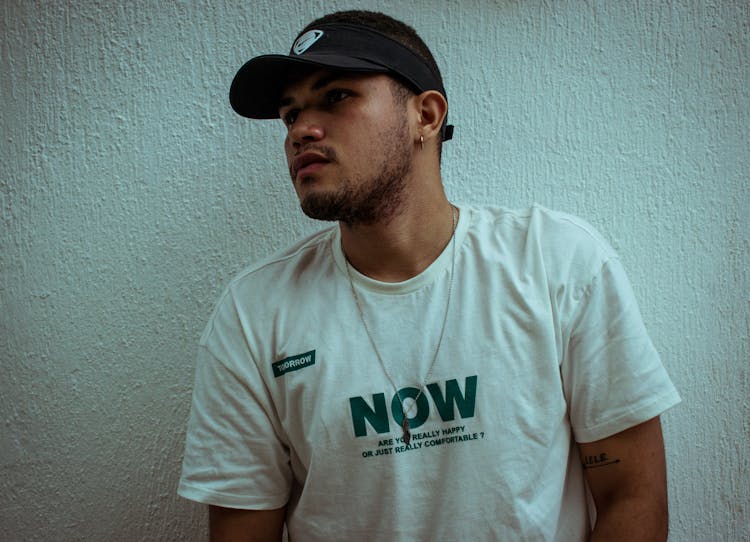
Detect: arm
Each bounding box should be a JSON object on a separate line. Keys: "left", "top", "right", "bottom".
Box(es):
{"left": 578, "top": 416, "right": 670, "bottom": 542}
{"left": 209, "top": 505, "right": 286, "bottom": 542}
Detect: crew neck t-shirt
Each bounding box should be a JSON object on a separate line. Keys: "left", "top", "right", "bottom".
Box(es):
{"left": 179, "top": 205, "right": 680, "bottom": 541}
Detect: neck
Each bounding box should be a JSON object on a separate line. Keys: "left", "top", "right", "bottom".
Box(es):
{"left": 340, "top": 189, "right": 456, "bottom": 283}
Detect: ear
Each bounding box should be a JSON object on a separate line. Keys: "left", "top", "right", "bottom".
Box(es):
{"left": 414, "top": 90, "right": 448, "bottom": 143}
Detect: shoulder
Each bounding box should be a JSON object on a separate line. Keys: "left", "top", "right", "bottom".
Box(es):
{"left": 462, "top": 204, "right": 622, "bottom": 310}
{"left": 229, "top": 225, "right": 338, "bottom": 289}
{"left": 200, "top": 225, "right": 337, "bottom": 344}
{"left": 469, "top": 204, "right": 613, "bottom": 252}
{"left": 466, "top": 204, "right": 617, "bottom": 264}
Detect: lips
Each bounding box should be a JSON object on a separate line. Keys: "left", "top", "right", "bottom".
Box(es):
{"left": 293, "top": 152, "right": 331, "bottom": 180}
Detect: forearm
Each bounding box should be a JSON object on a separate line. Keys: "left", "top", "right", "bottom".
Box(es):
{"left": 590, "top": 496, "right": 668, "bottom": 542}
{"left": 581, "top": 418, "right": 670, "bottom": 542}
{"left": 209, "top": 505, "right": 286, "bottom": 542}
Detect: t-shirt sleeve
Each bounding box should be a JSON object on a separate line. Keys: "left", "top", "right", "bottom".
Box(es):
{"left": 561, "top": 256, "right": 681, "bottom": 443}
{"left": 178, "top": 292, "right": 292, "bottom": 509}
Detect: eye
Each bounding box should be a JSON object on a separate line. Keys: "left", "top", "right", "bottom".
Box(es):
{"left": 282, "top": 109, "right": 299, "bottom": 126}
{"left": 325, "top": 89, "right": 350, "bottom": 105}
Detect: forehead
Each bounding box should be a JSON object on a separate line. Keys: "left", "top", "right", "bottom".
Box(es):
{"left": 278, "top": 68, "right": 391, "bottom": 106}
{"left": 279, "top": 68, "right": 339, "bottom": 96}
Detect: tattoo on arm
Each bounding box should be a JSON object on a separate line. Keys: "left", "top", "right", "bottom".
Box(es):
{"left": 582, "top": 452, "right": 621, "bottom": 469}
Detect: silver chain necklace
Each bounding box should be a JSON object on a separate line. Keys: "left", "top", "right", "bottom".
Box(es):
{"left": 344, "top": 205, "right": 458, "bottom": 446}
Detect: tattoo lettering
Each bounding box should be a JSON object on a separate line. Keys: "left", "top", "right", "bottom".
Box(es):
{"left": 582, "top": 452, "right": 621, "bottom": 469}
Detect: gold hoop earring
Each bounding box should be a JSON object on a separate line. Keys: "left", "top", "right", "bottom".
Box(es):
{"left": 420, "top": 135, "right": 424, "bottom": 150}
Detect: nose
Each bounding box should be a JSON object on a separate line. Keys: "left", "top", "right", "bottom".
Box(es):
{"left": 288, "top": 111, "right": 325, "bottom": 149}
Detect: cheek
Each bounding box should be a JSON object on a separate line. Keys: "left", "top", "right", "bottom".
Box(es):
{"left": 283, "top": 136, "right": 294, "bottom": 161}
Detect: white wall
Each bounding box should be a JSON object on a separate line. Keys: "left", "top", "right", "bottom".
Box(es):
{"left": 1, "top": 1, "right": 747, "bottom": 540}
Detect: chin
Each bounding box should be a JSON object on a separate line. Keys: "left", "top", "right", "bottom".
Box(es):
{"left": 299, "top": 191, "right": 350, "bottom": 222}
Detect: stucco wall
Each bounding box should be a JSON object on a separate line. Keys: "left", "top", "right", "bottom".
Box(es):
{"left": 1, "top": 1, "right": 747, "bottom": 540}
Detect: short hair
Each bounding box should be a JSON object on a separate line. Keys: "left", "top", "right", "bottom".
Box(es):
{"left": 302, "top": 11, "right": 447, "bottom": 153}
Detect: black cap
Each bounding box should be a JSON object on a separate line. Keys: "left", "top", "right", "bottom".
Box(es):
{"left": 229, "top": 23, "right": 454, "bottom": 141}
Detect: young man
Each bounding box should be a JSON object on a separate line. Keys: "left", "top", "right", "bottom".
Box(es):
{"left": 179, "top": 10, "right": 680, "bottom": 541}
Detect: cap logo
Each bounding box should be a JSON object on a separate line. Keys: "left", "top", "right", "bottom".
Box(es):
{"left": 292, "top": 29, "right": 324, "bottom": 55}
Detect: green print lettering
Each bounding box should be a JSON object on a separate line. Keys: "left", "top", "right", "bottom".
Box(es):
{"left": 361, "top": 425, "right": 487, "bottom": 458}
{"left": 348, "top": 376, "right": 478, "bottom": 438}
{"left": 427, "top": 376, "right": 477, "bottom": 420}
{"left": 349, "top": 393, "right": 389, "bottom": 437}
{"left": 391, "top": 387, "right": 430, "bottom": 431}
{"left": 272, "top": 350, "right": 316, "bottom": 378}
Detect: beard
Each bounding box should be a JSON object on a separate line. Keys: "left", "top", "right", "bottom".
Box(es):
{"left": 293, "top": 116, "right": 412, "bottom": 226}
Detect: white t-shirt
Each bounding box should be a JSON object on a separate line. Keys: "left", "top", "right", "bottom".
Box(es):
{"left": 178, "top": 205, "right": 680, "bottom": 541}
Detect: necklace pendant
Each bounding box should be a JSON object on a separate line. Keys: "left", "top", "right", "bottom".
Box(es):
{"left": 402, "top": 417, "right": 411, "bottom": 446}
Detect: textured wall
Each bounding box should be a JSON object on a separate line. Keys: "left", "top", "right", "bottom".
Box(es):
{"left": 1, "top": 1, "right": 747, "bottom": 540}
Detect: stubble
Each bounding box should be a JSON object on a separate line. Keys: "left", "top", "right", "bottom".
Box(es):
{"left": 294, "top": 114, "right": 412, "bottom": 226}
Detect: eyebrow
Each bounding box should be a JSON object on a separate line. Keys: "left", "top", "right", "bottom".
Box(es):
{"left": 277, "top": 72, "right": 347, "bottom": 110}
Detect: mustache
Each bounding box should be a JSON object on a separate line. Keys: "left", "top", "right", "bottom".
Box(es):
{"left": 289, "top": 145, "right": 338, "bottom": 178}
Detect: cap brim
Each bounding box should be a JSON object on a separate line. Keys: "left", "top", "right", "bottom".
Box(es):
{"left": 229, "top": 54, "right": 389, "bottom": 119}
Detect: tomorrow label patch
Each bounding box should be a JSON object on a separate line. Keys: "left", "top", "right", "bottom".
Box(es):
{"left": 272, "top": 350, "right": 316, "bottom": 378}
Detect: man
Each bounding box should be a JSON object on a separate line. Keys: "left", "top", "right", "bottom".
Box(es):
{"left": 179, "top": 10, "right": 680, "bottom": 541}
